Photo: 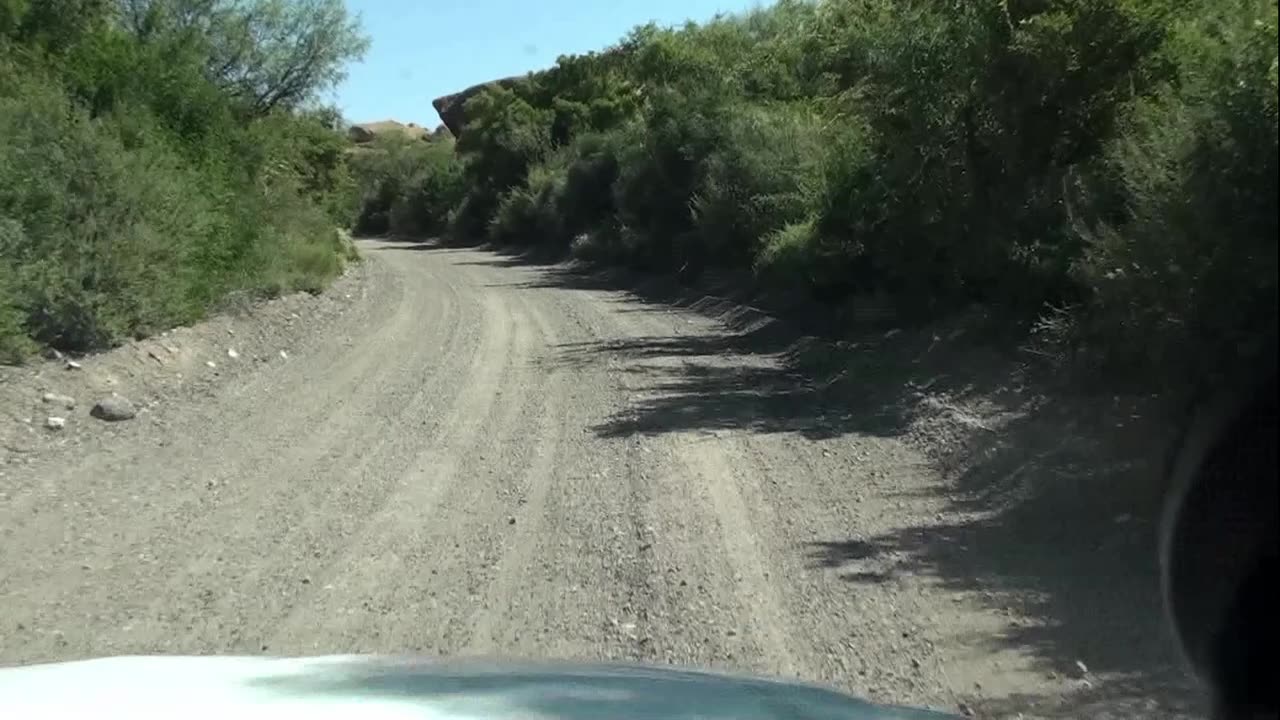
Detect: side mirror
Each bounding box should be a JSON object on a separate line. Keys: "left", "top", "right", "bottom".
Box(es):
{"left": 1161, "top": 372, "right": 1276, "bottom": 720}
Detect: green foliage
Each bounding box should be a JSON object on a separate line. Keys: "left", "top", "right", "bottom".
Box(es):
{"left": 556, "top": 130, "right": 628, "bottom": 237}
{"left": 488, "top": 164, "right": 564, "bottom": 246}
{"left": 2, "top": 76, "right": 202, "bottom": 349}
{"left": 388, "top": 144, "right": 464, "bottom": 238}
{"left": 117, "top": 0, "right": 370, "bottom": 116}
{"left": 0, "top": 0, "right": 365, "bottom": 360}
{"left": 755, "top": 217, "right": 824, "bottom": 287}
{"left": 350, "top": 134, "right": 463, "bottom": 237}
{"left": 1065, "top": 0, "right": 1278, "bottom": 385}
{"left": 452, "top": 83, "right": 554, "bottom": 238}
{"left": 692, "top": 102, "right": 824, "bottom": 269}
{"left": 808, "top": 0, "right": 1172, "bottom": 310}
{"left": 372, "top": 0, "right": 1275, "bottom": 389}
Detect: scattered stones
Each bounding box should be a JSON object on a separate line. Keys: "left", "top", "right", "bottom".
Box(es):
{"left": 90, "top": 397, "right": 137, "bottom": 422}
{"left": 227, "top": 348, "right": 240, "bottom": 359}
{"left": 45, "top": 417, "right": 66, "bottom": 430}
{"left": 41, "top": 393, "right": 76, "bottom": 409}
{"left": 65, "top": 359, "right": 82, "bottom": 370}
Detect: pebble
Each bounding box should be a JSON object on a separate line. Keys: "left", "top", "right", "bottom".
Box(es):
{"left": 45, "top": 416, "right": 66, "bottom": 430}
{"left": 41, "top": 393, "right": 76, "bottom": 409}
{"left": 65, "top": 360, "right": 82, "bottom": 370}
{"left": 227, "top": 348, "right": 240, "bottom": 359}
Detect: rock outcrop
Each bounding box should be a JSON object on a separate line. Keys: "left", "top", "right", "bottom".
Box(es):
{"left": 432, "top": 75, "right": 525, "bottom": 138}
{"left": 347, "top": 120, "right": 430, "bottom": 144}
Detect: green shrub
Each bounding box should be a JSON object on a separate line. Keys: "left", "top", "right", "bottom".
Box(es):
{"left": 0, "top": 69, "right": 352, "bottom": 355}
{"left": 755, "top": 217, "right": 821, "bottom": 285}
{"left": 350, "top": 135, "right": 459, "bottom": 236}
{"left": 0, "top": 226, "right": 36, "bottom": 363}
{"left": 1, "top": 1, "right": 366, "bottom": 359}
{"left": 610, "top": 88, "right": 737, "bottom": 272}
{"left": 488, "top": 163, "right": 565, "bottom": 246}
{"left": 1, "top": 79, "right": 205, "bottom": 349}
{"left": 556, "top": 130, "right": 628, "bottom": 237}
{"left": 440, "top": 85, "right": 556, "bottom": 242}
{"left": 807, "top": 0, "right": 1169, "bottom": 310}
{"left": 692, "top": 102, "right": 823, "bottom": 269}
{"left": 385, "top": 141, "right": 465, "bottom": 237}
{"left": 1066, "top": 0, "right": 1278, "bottom": 384}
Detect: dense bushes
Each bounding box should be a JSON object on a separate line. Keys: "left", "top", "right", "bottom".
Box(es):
{"left": 349, "top": 135, "right": 463, "bottom": 237}
{"left": 386, "top": 0, "right": 1276, "bottom": 390}
{"left": 1, "top": 0, "right": 366, "bottom": 362}
{"left": 1064, "top": 0, "right": 1279, "bottom": 384}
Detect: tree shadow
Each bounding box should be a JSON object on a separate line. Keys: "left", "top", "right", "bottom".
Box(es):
{"left": 369, "top": 241, "right": 437, "bottom": 252}
{"left": 549, "top": 314, "right": 1039, "bottom": 442}
{"left": 804, "top": 400, "right": 1204, "bottom": 718}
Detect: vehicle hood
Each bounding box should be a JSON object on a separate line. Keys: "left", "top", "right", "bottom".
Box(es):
{"left": 0, "top": 655, "right": 956, "bottom": 719}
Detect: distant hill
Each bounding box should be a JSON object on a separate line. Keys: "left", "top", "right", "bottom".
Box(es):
{"left": 347, "top": 120, "right": 450, "bottom": 144}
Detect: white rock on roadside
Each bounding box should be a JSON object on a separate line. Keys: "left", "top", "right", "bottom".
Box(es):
{"left": 90, "top": 397, "right": 137, "bottom": 422}
{"left": 65, "top": 359, "right": 82, "bottom": 370}
{"left": 45, "top": 416, "right": 66, "bottom": 430}
{"left": 41, "top": 393, "right": 77, "bottom": 409}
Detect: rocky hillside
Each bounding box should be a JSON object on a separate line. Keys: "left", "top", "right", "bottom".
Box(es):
{"left": 347, "top": 119, "right": 449, "bottom": 144}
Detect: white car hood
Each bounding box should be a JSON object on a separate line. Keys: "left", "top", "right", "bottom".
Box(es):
{"left": 0, "top": 655, "right": 955, "bottom": 719}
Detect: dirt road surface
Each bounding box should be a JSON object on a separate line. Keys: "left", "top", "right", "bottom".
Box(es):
{"left": 1, "top": 240, "right": 1203, "bottom": 718}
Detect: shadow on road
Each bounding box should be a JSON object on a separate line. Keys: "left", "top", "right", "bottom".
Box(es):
{"left": 366, "top": 240, "right": 438, "bottom": 252}
{"left": 806, "top": 405, "right": 1202, "bottom": 718}
{"left": 408, "top": 239, "right": 1204, "bottom": 718}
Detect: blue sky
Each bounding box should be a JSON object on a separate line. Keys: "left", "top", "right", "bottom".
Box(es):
{"left": 334, "top": 0, "right": 757, "bottom": 127}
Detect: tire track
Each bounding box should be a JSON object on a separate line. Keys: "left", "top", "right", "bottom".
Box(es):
{"left": 266, "top": 273, "right": 517, "bottom": 654}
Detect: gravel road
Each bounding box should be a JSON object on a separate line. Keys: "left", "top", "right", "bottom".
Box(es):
{"left": 0, "top": 240, "right": 1204, "bottom": 718}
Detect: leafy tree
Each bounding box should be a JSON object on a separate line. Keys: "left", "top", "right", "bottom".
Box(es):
{"left": 119, "top": 0, "right": 369, "bottom": 115}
